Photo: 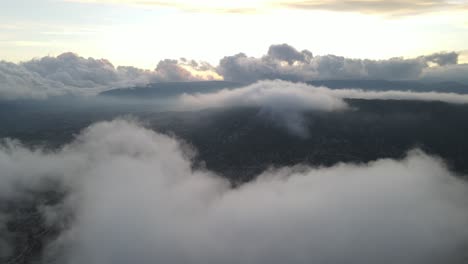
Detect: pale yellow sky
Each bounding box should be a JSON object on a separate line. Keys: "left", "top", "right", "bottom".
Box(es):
{"left": 1, "top": 0, "right": 467, "bottom": 69}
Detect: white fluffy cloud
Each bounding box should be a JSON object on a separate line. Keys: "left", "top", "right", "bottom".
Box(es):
{"left": 179, "top": 80, "right": 348, "bottom": 136}
{"left": 1, "top": 119, "right": 468, "bottom": 264}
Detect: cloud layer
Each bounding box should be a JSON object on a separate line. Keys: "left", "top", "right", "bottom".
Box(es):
{"left": 1, "top": 44, "right": 468, "bottom": 100}
{"left": 218, "top": 44, "right": 464, "bottom": 83}
{"left": 179, "top": 80, "right": 468, "bottom": 135}
{"left": 0, "top": 53, "right": 218, "bottom": 100}
{"left": 1, "top": 119, "right": 468, "bottom": 264}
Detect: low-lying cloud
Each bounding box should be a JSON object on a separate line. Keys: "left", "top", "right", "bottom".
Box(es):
{"left": 1, "top": 119, "right": 468, "bottom": 264}
{"left": 179, "top": 80, "right": 468, "bottom": 136}
{"left": 179, "top": 80, "right": 348, "bottom": 136}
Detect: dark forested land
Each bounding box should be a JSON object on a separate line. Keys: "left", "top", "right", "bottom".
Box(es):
{"left": 2, "top": 96, "right": 468, "bottom": 263}
{"left": 1, "top": 98, "right": 467, "bottom": 181}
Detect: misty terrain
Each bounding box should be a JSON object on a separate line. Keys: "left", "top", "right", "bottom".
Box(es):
{"left": 1, "top": 80, "right": 468, "bottom": 264}
{"left": 2, "top": 97, "right": 468, "bottom": 180}
{"left": 3, "top": 0, "right": 468, "bottom": 259}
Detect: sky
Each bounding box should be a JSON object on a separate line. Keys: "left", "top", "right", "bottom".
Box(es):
{"left": 1, "top": 0, "right": 468, "bottom": 69}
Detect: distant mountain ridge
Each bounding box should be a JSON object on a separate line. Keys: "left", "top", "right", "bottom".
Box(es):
{"left": 100, "top": 81, "right": 243, "bottom": 98}
{"left": 306, "top": 80, "right": 468, "bottom": 94}
{"left": 99, "top": 79, "right": 468, "bottom": 99}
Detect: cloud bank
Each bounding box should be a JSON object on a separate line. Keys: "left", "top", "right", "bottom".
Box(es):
{"left": 0, "top": 53, "right": 218, "bottom": 100}
{"left": 179, "top": 80, "right": 468, "bottom": 135}
{"left": 1, "top": 44, "right": 468, "bottom": 100}
{"left": 1, "top": 119, "right": 468, "bottom": 264}
{"left": 218, "top": 44, "right": 465, "bottom": 83}
{"left": 421, "top": 63, "right": 468, "bottom": 84}
{"left": 0, "top": 61, "right": 69, "bottom": 100}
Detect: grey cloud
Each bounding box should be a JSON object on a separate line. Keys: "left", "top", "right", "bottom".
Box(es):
{"left": 421, "top": 63, "right": 468, "bottom": 84}
{"left": 218, "top": 44, "right": 463, "bottom": 83}
{"left": 363, "top": 57, "right": 426, "bottom": 80}
{"left": 179, "top": 58, "right": 217, "bottom": 72}
{"left": 1, "top": 120, "right": 468, "bottom": 263}
{"left": 0, "top": 53, "right": 216, "bottom": 100}
{"left": 1, "top": 46, "right": 467, "bottom": 100}
{"left": 422, "top": 51, "right": 458, "bottom": 66}
{"left": 0, "top": 61, "right": 69, "bottom": 100}
{"left": 217, "top": 52, "right": 318, "bottom": 83}
{"left": 23, "top": 53, "right": 214, "bottom": 86}
{"left": 155, "top": 59, "right": 199, "bottom": 82}
{"left": 267, "top": 43, "right": 313, "bottom": 64}
{"left": 22, "top": 52, "right": 121, "bottom": 88}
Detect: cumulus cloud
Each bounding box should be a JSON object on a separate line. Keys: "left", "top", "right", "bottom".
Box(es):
{"left": 218, "top": 44, "right": 465, "bottom": 83}
{"left": 0, "top": 61, "right": 69, "bottom": 100}
{"left": 267, "top": 43, "right": 313, "bottom": 64}
{"left": 1, "top": 119, "right": 468, "bottom": 263}
{"left": 423, "top": 51, "right": 459, "bottom": 66}
{"left": 22, "top": 53, "right": 123, "bottom": 88}
{"left": 179, "top": 80, "right": 468, "bottom": 135}
{"left": 0, "top": 53, "right": 218, "bottom": 100}
{"left": 2, "top": 45, "right": 467, "bottom": 100}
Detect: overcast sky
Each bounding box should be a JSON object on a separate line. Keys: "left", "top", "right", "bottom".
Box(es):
{"left": 1, "top": 0, "right": 468, "bottom": 69}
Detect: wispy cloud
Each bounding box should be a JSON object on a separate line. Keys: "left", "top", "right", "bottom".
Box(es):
{"left": 64, "top": 0, "right": 468, "bottom": 16}
{"left": 283, "top": 0, "right": 468, "bottom": 16}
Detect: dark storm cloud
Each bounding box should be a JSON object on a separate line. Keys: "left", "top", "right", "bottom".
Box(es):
{"left": 1, "top": 119, "right": 468, "bottom": 264}
{"left": 217, "top": 44, "right": 465, "bottom": 83}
